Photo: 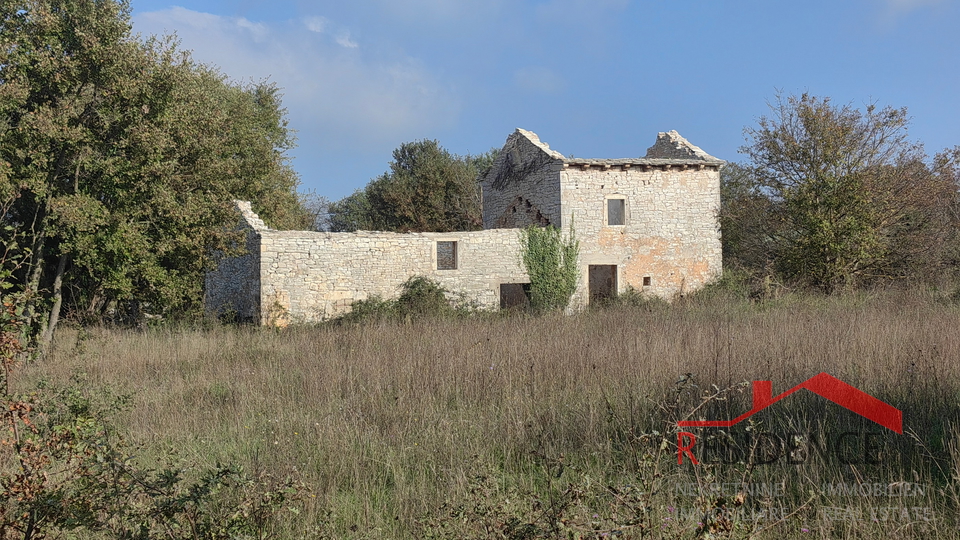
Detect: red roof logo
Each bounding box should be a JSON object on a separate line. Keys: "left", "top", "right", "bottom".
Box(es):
{"left": 678, "top": 373, "right": 902, "bottom": 434}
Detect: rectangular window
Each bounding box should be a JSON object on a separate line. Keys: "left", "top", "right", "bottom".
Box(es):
{"left": 437, "top": 241, "right": 457, "bottom": 270}
{"left": 643, "top": 276, "right": 652, "bottom": 287}
{"left": 607, "top": 198, "right": 625, "bottom": 226}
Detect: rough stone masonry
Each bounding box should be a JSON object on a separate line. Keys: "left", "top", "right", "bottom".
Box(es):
{"left": 205, "top": 129, "right": 724, "bottom": 325}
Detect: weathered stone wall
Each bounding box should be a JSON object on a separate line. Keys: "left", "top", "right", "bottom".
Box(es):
{"left": 258, "top": 228, "right": 527, "bottom": 324}
{"left": 560, "top": 164, "right": 722, "bottom": 305}
{"left": 204, "top": 201, "right": 264, "bottom": 321}
{"left": 205, "top": 129, "right": 723, "bottom": 324}
{"left": 480, "top": 129, "right": 564, "bottom": 229}
{"left": 481, "top": 128, "right": 722, "bottom": 305}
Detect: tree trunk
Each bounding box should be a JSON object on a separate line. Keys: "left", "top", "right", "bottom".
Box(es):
{"left": 37, "top": 253, "right": 68, "bottom": 356}
{"left": 21, "top": 237, "right": 45, "bottom": 331}
{"left": 23, "top": 147, "right": 68, "bottom": 334}
{"left": 86, "top": 286, "right": 106, "bottom": 321}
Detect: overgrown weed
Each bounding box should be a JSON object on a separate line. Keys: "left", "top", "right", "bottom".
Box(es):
{"left": 22, "top": 288, "right": 960, "bottom": 538}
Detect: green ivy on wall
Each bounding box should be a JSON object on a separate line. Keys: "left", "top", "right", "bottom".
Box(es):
{"left": 520, "top": 220, "right": 580, "bottom": 312}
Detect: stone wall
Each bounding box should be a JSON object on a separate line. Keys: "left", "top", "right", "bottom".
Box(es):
{"left": 258, "top": 227, "right": 527, "bottom": 324}
{"left": 481, "top": 128, "right": 723, "bottom": 305}
{"left": 203, "top": 201, "right": 264, "bottom": 322}
{"left": 205, "top": 129, "right": 723, "bottom": 324}
{"left": 480, "top": 129, "right": 564, "bottom": 229}
{"left": 560, "top": 163, "right": 722, "bottom": 305}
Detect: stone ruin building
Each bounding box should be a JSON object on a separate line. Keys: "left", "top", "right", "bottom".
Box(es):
{"left": 205, "top": 128, "right": 724, "bottom": 325}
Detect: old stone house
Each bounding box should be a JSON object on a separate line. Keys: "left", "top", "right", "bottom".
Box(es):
{"left": 205, "top": 128, "right": 724, "bottom": 324}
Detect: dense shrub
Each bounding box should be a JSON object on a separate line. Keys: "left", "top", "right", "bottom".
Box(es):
{"left": 336, "top": 276, "right": 456, "bottom": 324}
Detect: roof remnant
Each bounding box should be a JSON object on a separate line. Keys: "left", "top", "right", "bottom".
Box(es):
{"left": 644, "top": 130, "right": 723, "bottom": 162}
{"left": 512, "top": 128, "right": 724, "bottom": 170}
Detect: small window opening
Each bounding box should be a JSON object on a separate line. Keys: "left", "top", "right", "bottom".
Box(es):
{"left": 607, "top": 198, "right": 625, "bottom": 226}
{"left": 643, "top": 276, "right": 652, "bottom": 287}
{"left": 437, "top": 241, "right": 457, "bottom": 270}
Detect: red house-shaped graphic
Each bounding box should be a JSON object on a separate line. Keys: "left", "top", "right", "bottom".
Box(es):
{"left": 678, "top": 373, "right": 902, "bottom": 433}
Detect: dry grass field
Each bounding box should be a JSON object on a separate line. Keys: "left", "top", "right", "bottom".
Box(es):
{"left": 21, "top": 288, "right": 960, "bottom": 539}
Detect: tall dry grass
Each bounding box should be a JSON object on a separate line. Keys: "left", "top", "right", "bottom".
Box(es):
{"left": 20, "top": 288, "right": 960, "bottom": 539}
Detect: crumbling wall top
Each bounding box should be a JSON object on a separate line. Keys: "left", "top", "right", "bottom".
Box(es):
{"left": 514, "top": 128, "right": 566, "bottom": 160}
{"left": 510, "top": 128, "right": 723, "bottom": 168}
{"left": 644, "top": 130, "right": 723, "bottom": 162}
{"left": 234, "top": 200, "right": 270, "bottom": 232}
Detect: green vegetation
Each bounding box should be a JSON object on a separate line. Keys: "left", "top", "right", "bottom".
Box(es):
{"left": 14, "top": 288, "right": 960, "bottom": 539}
{"left": 3, "top": 9, "right": 960, "bottom": 535}
{"left": 519, "top": 222, "right": 580, "bottom": 312}
{"left": 726, "top": 93, "right": 960, "bottom": 293}
{"left": 327, "top": 140, "right": 498, "bottom": 233}
{"left": 335, "top": 276, "right": 459, "bottom": 324}
{"left": 1, "top": 290, "right": 305, "bottom": 539}
{"left": 0, "top": 0, "right": 309, "bottom": 352}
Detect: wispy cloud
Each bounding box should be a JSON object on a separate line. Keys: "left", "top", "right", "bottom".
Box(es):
{"left": 303, "top": 16, "right": 327, "bottom": 34}
{"left": 133, "top": 8, "right": 459, "bottom": 151}
{"left": 874, "top": 0, "right": 947, "bottom": 30}
{"left": 335, "top": 33, "right": 359, "bottom": 49}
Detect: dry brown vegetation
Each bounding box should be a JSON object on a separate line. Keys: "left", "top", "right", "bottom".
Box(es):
{"left": 21, "top": 288, "right": 960, "bottom": 539}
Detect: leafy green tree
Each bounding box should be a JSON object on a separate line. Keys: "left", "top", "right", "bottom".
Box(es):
{"left": 739, "top": 93, "right": 957, "bottom": 292}
{"left": 327, "top": 189, "right": 377, "bottom": 232}
{"left": 718, "top": 162, "right": 779, "bottom": 274}
{"left": 927, "top": 146, "right": 960, "bottom": 276}
{"left": 328, "top": 140, "right": 497, "bottom": 232}
{"left": 0, "top": 0, "right": 309, "bottom": 351}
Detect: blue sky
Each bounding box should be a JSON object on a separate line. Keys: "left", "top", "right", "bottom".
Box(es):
{"left": 130, "top": 0, "right": 960, "bottom": 200}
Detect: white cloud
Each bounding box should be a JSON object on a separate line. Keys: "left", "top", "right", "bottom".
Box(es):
{"left": 335, "top": 32, "right": 359, "bottom": 49}
{"left": 133, "top": 8, "right": 459, "bottom": 152}
{"left": 303, "top": 16, "right": 327, "bottom": 34}
{"left": 235, "top": 18, "right": 268, "bottom": 42}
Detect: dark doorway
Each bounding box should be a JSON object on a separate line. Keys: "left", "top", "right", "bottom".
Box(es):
{"left": 589, "top": 265, "right": 618, "bottom": 305}
{"left": 500, "top": 283, "right": 531, "bottom": 310}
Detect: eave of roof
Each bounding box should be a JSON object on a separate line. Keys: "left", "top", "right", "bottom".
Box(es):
{"left": 561, "top": 158, "right": 724, "bottom": 169}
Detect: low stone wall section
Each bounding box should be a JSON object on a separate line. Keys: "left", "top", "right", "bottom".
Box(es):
{"left": 259, "top": 228, "right": 528, "bottom": 323}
